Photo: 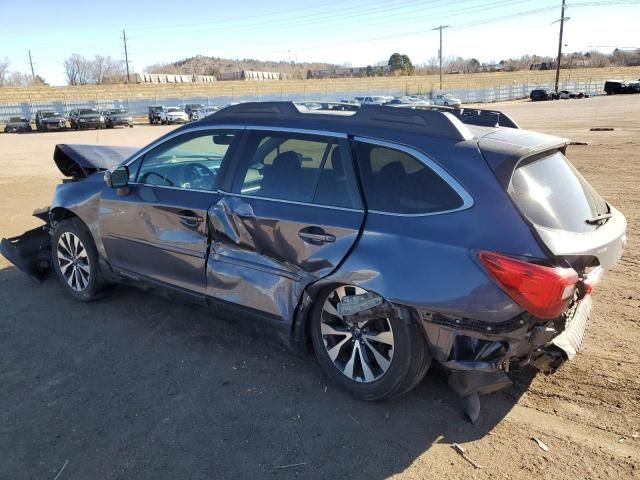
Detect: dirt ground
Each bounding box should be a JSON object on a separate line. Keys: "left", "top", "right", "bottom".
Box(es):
{"left": 0, "top": 96, "right": 638, "bottom": 479}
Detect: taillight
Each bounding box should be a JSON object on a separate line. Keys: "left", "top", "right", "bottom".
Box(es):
{"left": 478, "top": 251, "right": 579, "bottom": 319}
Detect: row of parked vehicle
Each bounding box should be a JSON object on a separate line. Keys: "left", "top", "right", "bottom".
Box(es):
{"left": 148, "top": 104, "right": 220, "bottom": 124}
{"left": 2, "top": 109, "right": 134, "bottom": 133}
{"left": 2, "top": 103, "right": 223, "bottom": 133}
{"left": 529, "top": 79, "right": 640, "bottom": 102}
{"left": 340, "top": 93, "right": 462, "bottom": 108}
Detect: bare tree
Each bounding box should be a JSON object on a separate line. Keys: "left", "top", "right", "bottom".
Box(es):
{"left": 64, "top": 54, "right": 91, "bottom": 85}
{"left": 91, "top": 55, "right": 125, "bottom": 84}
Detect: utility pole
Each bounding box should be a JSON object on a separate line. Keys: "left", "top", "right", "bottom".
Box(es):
{"left": 28, "top": 50, "right": 35, "bottom": 80}
{"left": 432, "top": 25, "right": 449, "bottom": 91}
{"left": 554, "top": 0, "right": 567, "bottom": 93}
{"left": 122, "top": 29, "right": 131, "bottom": 83}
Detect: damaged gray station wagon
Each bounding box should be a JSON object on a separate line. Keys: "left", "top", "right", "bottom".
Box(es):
{"left": 1, "top": 102, "right": 626, "bottom": 408}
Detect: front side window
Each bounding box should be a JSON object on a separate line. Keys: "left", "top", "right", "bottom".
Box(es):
{"left": 233, "top": 131, "right": 361, "bottom": 209}
{"left": 355, "top": 142, "right": 464, "bottom": 214}
{"left": 136, "top": 130, "right": 237, "bottom": 191}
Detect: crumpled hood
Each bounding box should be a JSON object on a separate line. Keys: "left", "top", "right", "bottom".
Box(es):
{"left": 53, "top": 144, "right": 138, "bottom": 178}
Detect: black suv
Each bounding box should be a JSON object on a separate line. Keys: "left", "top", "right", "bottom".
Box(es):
{"left": 604, "top": 80, "right": 633, "bottom": 95}
{"left": 529, "top": 89, "right": 554, "bottom": 101}
{"left": 69, "top": 109, "right": 105, "bottom": 130}
{"left": 148, "top": 106, "right": 164, "bottom": 124}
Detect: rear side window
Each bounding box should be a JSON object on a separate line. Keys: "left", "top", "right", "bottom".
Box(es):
{"left": 508, "top": 151, "right": 609, "bottom": 233}
{"left": 354, "top": 142, "right": 464, "bottom": 214}
{"left": 233, "top": 131, "right": 362, "bottom": 209}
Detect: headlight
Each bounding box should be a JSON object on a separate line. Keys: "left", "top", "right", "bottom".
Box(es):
{"left": 80, "top": 119, "right": 86, "bottom": 122}
{"left": 100, "top": 116, "right": 105, "bottom": 122}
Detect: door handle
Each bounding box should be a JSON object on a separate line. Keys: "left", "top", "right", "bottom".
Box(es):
{"left": 178, "top": 212, "right": 204, "bottom": 227}
{"left": 298, "top": 227, "right": 336, "bottom": 244}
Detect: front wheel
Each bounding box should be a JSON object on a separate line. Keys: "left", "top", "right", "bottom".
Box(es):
{"left": 52, "top": 218, "right": 106, "bottom": 302}
{"left": 310, "top": 285, "right": 431, "bottom": 401}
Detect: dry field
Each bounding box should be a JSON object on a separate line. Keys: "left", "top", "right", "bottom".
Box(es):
{"left": 1, "top": 66, "right": 640, "bottom": 103}
{"left": 0, "top": 95, "right": 638, "bottom": 479}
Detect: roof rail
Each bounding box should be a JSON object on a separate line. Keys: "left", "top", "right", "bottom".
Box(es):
{"left": 212, "top": 101, "right": 474, "bottom": 141}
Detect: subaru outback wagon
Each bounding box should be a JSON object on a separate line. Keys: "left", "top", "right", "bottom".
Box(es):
{"left": 1, "top": 102, "right": 626, "bottom": 402}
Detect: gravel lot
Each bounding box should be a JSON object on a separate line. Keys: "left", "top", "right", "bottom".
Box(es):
{"left": 0, "top": 96, "right": 638, "bottom": 479}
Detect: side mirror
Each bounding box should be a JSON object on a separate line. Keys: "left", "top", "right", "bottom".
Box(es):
{"left": 104, "top": 166, "right": 129, "bottom": 188}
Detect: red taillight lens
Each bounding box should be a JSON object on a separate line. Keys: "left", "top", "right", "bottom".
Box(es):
{"left": 478, "top": 251, "right": 579, "bottom": 319}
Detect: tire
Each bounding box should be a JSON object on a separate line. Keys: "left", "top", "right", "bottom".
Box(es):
{"left": 129, "top": 124, "right": 134, "bottom": 128}
{"left": 444, "top": 102, "right": 449, "bottom": 106}
{"left": 310, "top": 285, "right": 431, "bottom": 401}
{"left": 52, "top": 218, "right": 105, "bottom": 302}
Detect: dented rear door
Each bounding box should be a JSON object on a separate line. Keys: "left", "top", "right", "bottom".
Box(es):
{"left": 206, "top": 129, "right": 364, "bottom": 322}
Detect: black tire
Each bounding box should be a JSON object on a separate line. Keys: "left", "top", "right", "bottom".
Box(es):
{"left": 52, "top": 218, "right": 106, "bottom": 302}
{"left": 310, "top": 285, "right": 431, "bottom": 401}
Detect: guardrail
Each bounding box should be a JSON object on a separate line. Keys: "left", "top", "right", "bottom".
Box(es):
{"left": 0, "top": 79, "right": 613, "bottom": 122}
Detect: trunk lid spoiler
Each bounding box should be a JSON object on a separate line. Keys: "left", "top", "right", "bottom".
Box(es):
{"left": 54, "top": 144, "right": 138, "bottom": 178}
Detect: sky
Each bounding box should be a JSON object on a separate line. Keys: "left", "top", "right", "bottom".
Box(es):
{"left": 2, "top": 0, "right": 639, "bottom": 85}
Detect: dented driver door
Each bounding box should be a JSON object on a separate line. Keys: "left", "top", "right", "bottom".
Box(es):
{"left": 206, "top": 129, "right": 365, "bottom": 324}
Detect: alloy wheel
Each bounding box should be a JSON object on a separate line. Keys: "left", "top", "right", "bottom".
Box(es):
{"left": 320, "top": 286, "right": 394, "bottom": 383}
{"left": 56, "top": 232, "right": 90, "bottom": 292}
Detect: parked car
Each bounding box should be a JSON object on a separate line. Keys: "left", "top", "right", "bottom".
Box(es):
{"left": 432, "top": 93, "right": 462, "bottom": 107}
{"left": 69, "top": 109, "right": 105, "bottom": 130}
{"left": 604, "top": 80, "right": 634, "bottom": 95}
{"left": 354, "top": 96, "right": 389, "bottom": 105}
{"left": 160, "top": 107, "right": 189, "bottom": 124}
{"left": 35, "top": 110, "right": 67, "bottom": 132}
{"left": 185, "top": 104, "right": 205, "bottom": 121}
{"left": 0, "top": 102, "right": 626, "bottom": 408}
{"left": 529, "top": 89, "right": 554, "bottom": 101}
{"left": 148, "top": 106, "right": 165, "bottom": 124}
{"left": 557, "top": 90, "right": 587, "bottom": 99}
{"left": 627, "top": 81, "right": 640, "bottom": 93}
{"left": 104, "top": 109, "right": 134, "bottom": 128}
{"left": 202, "top": 106, "right": 220, "bottom": 117}
{"left": 3, "top": 117, "right": 32, "bottom": 133}
{"left": 386, "top": 96, "right": 432, "bottom": 106}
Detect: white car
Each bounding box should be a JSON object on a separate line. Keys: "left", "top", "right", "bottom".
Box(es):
{"left": 354, "top": 96, "right": 389, "bottom": 105}
{"left": 432, "top": 93, "right": 462, "bottom": 108}
{"left": 160, "top": 107, "right": 189, "bottom": 125}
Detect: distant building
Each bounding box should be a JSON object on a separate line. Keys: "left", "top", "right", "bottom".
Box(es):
{"left": 217, "top": 70, "right": 281, "bottom": 81}
{"left": 135, "top": 73, "right": 216, "bottom": 84}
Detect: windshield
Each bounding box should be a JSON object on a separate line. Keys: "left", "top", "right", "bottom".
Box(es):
{"left": 9, "top": 117, "right": 22, "bottom": 122}
{"left": 111, "top": 109, "right": 127, "bottom": 114}
{"left": 43, "top": 112, "right": 60, "bottom": 118}
{"left": 167, "top": 107, "right": 181, "bottom": 113}
{"left": 80, "top": 109, "right": 99, "bottom": 115}
{"left": 508, "top": 151, "right": 609, "bottom": 233}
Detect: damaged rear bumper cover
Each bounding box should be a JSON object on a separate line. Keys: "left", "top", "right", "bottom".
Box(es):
{"left": 417, "top": 295, "right": 592, "bottom": 376}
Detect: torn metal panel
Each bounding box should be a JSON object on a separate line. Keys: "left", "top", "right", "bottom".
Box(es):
{"left": 0, "top": 223, "right": 52, "bottom": 282}
{"left": 207, "top": 195, "right": 364, "bottom": 322}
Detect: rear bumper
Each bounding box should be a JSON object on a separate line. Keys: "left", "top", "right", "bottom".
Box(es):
{"left": 418, "top": 295, "right": 593, "bottom": 375}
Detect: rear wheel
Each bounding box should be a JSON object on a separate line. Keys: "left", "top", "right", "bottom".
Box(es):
{"left": 52, "top": 218, "right": 105, "bottom": 302}
{"left": 310, "top": 285, "right": 431, "bottom": 401}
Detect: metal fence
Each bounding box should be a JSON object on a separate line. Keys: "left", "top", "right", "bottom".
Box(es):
{"left": 0, "top": 79, "right": 607, "bottom": 121}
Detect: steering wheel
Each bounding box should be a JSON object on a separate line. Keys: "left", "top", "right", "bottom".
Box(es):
{"left": 177, "top": 163, "right": 215, "bottom": 190}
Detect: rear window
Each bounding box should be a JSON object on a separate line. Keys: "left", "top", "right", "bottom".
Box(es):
{"left": 508, "top": 151, "right": 609, "bottom": 233}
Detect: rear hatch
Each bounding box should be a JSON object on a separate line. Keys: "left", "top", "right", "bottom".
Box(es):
{"left": 479, "top": 128, "right": 626, "bottom": 273}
